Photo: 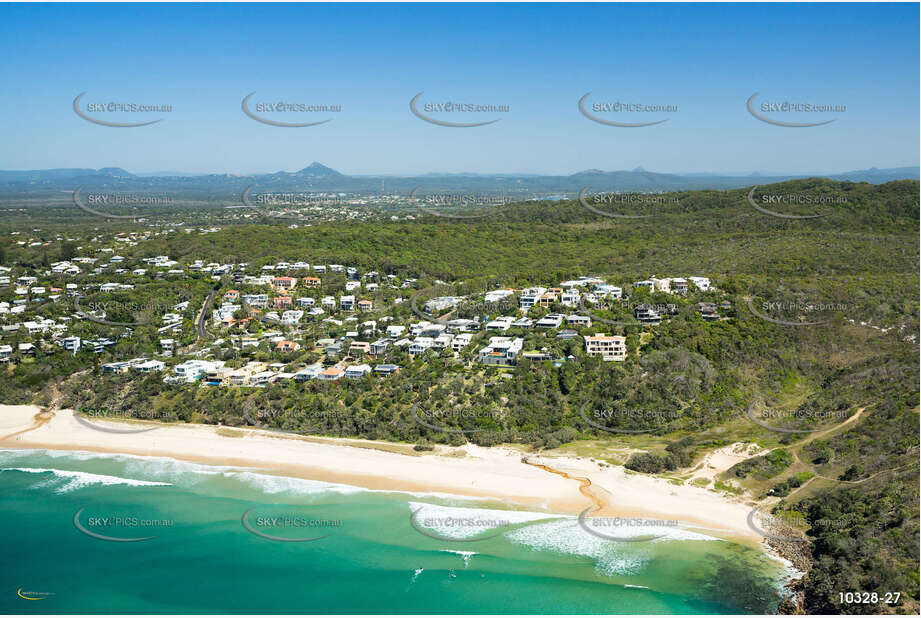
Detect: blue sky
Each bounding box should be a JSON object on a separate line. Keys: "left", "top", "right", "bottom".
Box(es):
{"left": 0, "top": 2, "right": 917, "bottom": 175}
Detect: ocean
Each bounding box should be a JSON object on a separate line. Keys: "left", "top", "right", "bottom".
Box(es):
{"left": 0, "top": 448, "right": 792, "bottom": 614}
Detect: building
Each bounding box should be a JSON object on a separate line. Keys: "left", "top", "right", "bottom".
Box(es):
{"left": 302, "top": 276, "right": 321, "bottom": 287}
{"left": 318, "top": 365, "right": 345, "bottom": 381}
{"left": 519, "top": 287, "right": 548, "bottom": 310}
{"left": 357, "top": 299, "right": 373, "bottom": 311}
{"left": 340, "top": 295, "right": 355, "bottom": 310}
{"left": 535, "top": 313, "right": 565, "bottom": 329}
{"left": 273, "top": 276, "right": 297, "bottom": 291}
{"left": 485, "top": 316, "right": 514, "bottom": 331}
{"left": 451, "top": 333, "right": 474, "bottom": 351}
{"left": 566, "top": 314, "right": 592, "bottom": 327}
{"left": 689, "top": 276, "right": 711, "bottom": 292}
{"left": 273, "top": 296, "right": 293, "bottom": 309}
{"left": 276, "top": 340, "right": 301, "bottom": 353}
{"left": 345, "top": 364, "right": 372, "bottom": 379}
{"left": 585, "top": 333, "right": 627, "bottom": 361}
{"left": 478, "top": 336, "right": 524, "bottom": 366}
{"left": 349, "top": 341, "right": 371, "bottom": 356}
{"left": 374, "top": 364, "right": 400, "bottom": 376}
{"left": 133, "top": 359, "right": 166, "bottom": 373}
{"left": 634, "top": 304, "right": 662, "bottom": 325}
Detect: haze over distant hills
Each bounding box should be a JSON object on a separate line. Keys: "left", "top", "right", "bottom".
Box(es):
{"left": 0, "top": 163, "right": 917, "bottom": 198}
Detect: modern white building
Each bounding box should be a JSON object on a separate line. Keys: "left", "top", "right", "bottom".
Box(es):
{"left": 585, "top": 334, "right": 627, "bottom": 361}
{"left": 478, "top": 336, "right": 524, "bottom": 366}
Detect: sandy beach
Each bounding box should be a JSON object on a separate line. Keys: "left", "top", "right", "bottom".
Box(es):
{"left": 0, "top": 403, "right": 762, "bottom": 543}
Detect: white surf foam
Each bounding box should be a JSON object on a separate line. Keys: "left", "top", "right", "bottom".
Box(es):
{"left": 3, "top": 467, "right": 172, "bottom": 493}
{"left": 409, "top": 501, "right": 563, "bottom": 540}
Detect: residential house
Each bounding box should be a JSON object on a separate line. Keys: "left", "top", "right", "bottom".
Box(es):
{"left": 318, "top": 365, "right": 345, "bottom": 381}
{"left": 566, "top": 314, "right": 592, "bottom": 328}
{"left": 409, "top": 337, "right": 435, "bottom": 354}
{"left": 345, "top": 364, "right": 372, "bottom": 379}
{"left": 370, "top": 339, "right": 391, "bottom": 355}
{"left": 349, "top": 341, "right": 371, "bottom": 356}
{"left": 519, "top": 287, "right": 547, "bottom": 310}
{"left": 585, "top": 333, "right": 627, "bottom": 361}
{"left": 535, "top": 314, "right": 565, "bottom": 329}
{"left": 478, "top": 337, "right": 524, "bottom": 366}
{"left": 451, "top": 333, "right": 474, "bottom": 351}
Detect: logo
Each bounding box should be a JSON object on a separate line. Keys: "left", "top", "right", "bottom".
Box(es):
{"left": 409, "top": 186, "right": 512, "bottom": 219}
{"left": 578, "top": 92, "right": 672, "bottom": 127}
{"left": 241, "top": 91, "right": 338, "bottom": 127}
{"left": 17, "top": 588, "right": 55, "bottom": 601}
{"left": 745, "top": 186, "right": 830, "bottom": 220}
{"left": 73, "top": 403, "right": 158, "bottom": 435}
{"left": 745, "top": 403, "right": 853, "bottom": 435}
{"left": 240, "top": 507, "right": 338, "bottom": 542}
{"left": 408, "top": 506, "right": 510, "bottom": 542}
{"left": 578, "top": 401, "right": 677, "bottom": 435}
{"left": 73, "top": 506, "right": 171, "bottom": 542}
{"left": 746, "top": 505, "right": 810, "bottom": 543}
{"left": 73, "top": 92, "right": 167, "bottom": 127}
{"left": 746, "top": 92, "right": 842, "bottom": 128}
{"left": 409, "top": 92, "right": 507, "bottom": 127}
{"left": 577, "top": 506, "right": 670, "bottom": 542}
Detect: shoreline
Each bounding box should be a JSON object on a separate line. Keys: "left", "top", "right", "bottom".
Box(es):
{"left": 1, "top": 403, "right": 766, "bottom": 546}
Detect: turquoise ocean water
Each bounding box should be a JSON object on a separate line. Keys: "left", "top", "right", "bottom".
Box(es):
{"left": 0, "top": 448, "right": 792, "bottom": 614}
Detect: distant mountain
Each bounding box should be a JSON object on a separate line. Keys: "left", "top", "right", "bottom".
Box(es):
{"left": 0, "top": 163, "right": 916, "bottom": 198}
{"left": 97, "top": 167, "right": 135, "bottom": 177}
{"left": 295, "top": 162, "right": 343, "bottom": 177}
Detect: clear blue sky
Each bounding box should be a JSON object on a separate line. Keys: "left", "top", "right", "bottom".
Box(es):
{"left": 0, "top": 2, "right": 917, "bottom": 175}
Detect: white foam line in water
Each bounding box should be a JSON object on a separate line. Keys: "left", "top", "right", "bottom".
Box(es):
{"left": 440, "top": 549, "right": 479, "bottom": 566}
{"left": 409, "top": 501, "right": 565, "bottom": 540}
{"left": 2, "top": 467, "right": 172, "bottom": 493}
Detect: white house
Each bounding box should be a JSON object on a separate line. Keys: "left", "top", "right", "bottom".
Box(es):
{"left": 478, "top": 337, "right": 524, "bottom": 366}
